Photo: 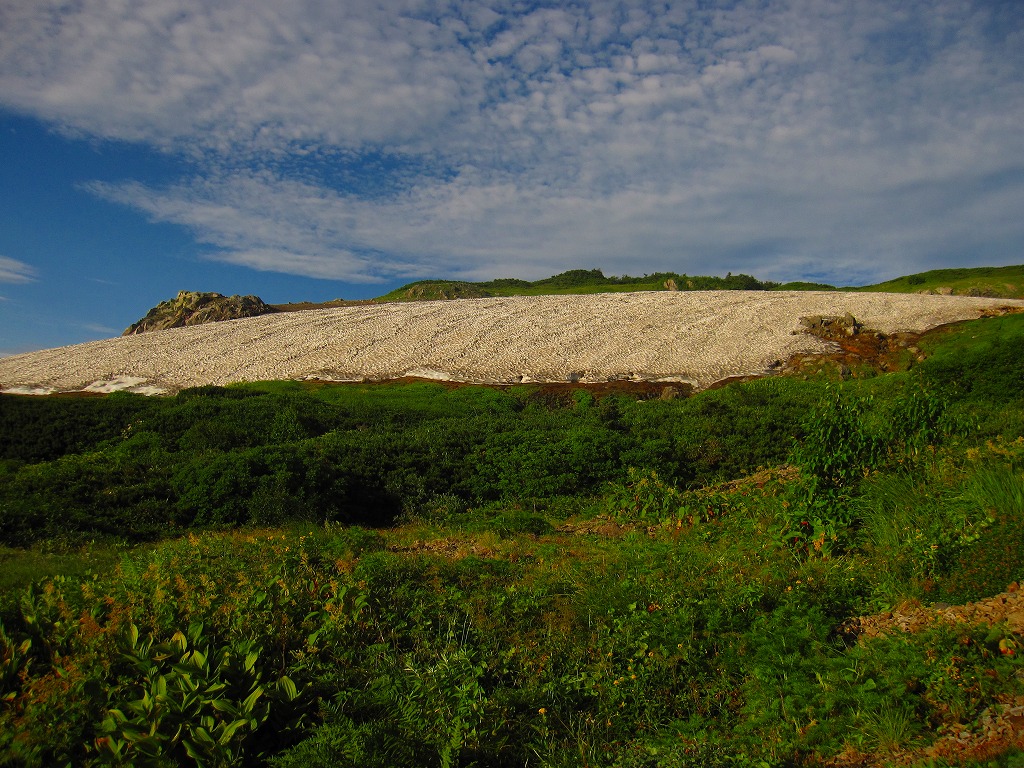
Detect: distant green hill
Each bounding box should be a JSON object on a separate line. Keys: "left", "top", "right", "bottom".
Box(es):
{"left": 376, "top": 264, "right": 1024, "bottom": 302}
{"left": 377, "top": 268, "right": 819, "bottom": 301}
{"left": 857, "top": 264, "right": 1024, "bottom": 299}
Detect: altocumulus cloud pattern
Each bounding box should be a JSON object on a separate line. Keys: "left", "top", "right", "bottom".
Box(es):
{"left": 1, "top": 0, "right": 1022, "bottom": 287}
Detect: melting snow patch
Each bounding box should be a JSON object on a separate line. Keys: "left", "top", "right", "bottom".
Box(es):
{"left": 1, "top": 385, "right": 57, "bottom": 396}
{"left": 404, "top": 367, "right": 457, "bottom": 381}
{"left": 82, "top": 377, "right": 168, "bottom": 395}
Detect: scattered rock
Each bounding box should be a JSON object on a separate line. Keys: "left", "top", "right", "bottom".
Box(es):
{"left": 842, "top": 583, "right": 1024, "bottom": 641}
{"left": 124, "top": 291, "right": 277, "bottom": 335}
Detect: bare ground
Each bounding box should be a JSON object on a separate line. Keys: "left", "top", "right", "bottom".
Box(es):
{"left": 2, "top": 291, "right": 1022, "bottom": 395}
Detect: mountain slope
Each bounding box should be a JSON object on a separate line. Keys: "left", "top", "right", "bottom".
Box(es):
{"left": 2, "top": 291, "right": 1019, "bottom": 395}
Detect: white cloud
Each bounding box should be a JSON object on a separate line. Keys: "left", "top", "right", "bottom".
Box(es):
{"left": 0, "top": 0, "right": 484, "bottom": 152}
{"left": 2, "top": 0, "right": 1023, "bottom": 286}
{"left": 754, "top": 44, "right": 798, "bottom": 65}
{"left": 0, "top": 256, "right": 36, "bottom": 283}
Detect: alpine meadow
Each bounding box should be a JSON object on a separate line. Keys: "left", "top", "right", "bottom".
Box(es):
{"left": 2, "top": 273, "right": 1024, "bottom": 766}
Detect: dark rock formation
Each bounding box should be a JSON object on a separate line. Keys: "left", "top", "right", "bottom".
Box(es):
{"left": 123, "top": 291, "right": 278, "bottom": 335}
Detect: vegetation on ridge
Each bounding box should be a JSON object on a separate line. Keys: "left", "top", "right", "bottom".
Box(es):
{"left": 859, "top": 264, "right": 1024, "bottom": 299}
{"left": 124, "top": 265, "right": 1024, "bottom": 328}
{"left": 377, "top": 267, "right": 826, "bottom": 302}
{"left": 376, "top": 264, "right": 1024, "bottom": 303}
{"left": 1, "top": 312, "right": 1024, "bottom": 766}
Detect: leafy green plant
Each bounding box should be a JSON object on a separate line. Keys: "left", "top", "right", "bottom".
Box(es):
{"left": 96, "top": 622, "right": 306, "bottom": 766}
{"left": 937, "top": 461, "right": 1024, "bottom": 601}
{"left": 605, "top": 469, "right": 688, "bottom": 524}
{"left": 0, "top": 621, "right": 31, "bottom": 701}
{"left": 791, "top": 387, "right": 883, "bottom": 492}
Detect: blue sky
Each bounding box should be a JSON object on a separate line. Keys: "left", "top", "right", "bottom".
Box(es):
{"left": 1, "top": 0, "right": 1022, "bottom": 355}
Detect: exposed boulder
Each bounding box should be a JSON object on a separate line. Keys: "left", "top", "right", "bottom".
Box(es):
{"left": 123, "top": 291, "right": 278, "bottom": 335}
{"left": 659, "top": 385, "right": 681, "bottom": 400}
{"left": 798, "top": 312, "right": 863, "bottom": 340}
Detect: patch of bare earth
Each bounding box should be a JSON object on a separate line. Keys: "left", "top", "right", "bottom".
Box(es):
{"left": 832, "top": 585, "right": 1024, "bottom": 766}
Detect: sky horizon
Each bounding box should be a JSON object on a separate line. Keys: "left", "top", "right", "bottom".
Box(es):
{"left": 1, "top": 0, "right": 1022, "bottom": 356}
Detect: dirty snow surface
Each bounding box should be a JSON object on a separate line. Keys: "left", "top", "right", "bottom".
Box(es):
{"left": 2, "top": 291, "right": 1020, "bottom": 395}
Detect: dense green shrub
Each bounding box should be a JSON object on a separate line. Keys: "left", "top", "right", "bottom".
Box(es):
{"left": 0, "top": 377, "right": 828, "bottom": 543}
{"left": 0, "top": 392, "right": 155, "bottom": 462}
{"left": 790, "top": 387, "right": 885, "bottom": 492}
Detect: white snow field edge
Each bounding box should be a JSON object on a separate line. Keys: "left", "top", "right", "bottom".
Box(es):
{"left": 2, "top": 291, "right": 1021, "bottom": 396}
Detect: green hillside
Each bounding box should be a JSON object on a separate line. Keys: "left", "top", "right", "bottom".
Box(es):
{"left": 858, "top": 264, "right": 1024, "bottom": 299}
{"left": 376, "top": 264, "right": 1024, "bottom": 303}
{"left": 377, "top": 268, "right": 803, "bottom": 301}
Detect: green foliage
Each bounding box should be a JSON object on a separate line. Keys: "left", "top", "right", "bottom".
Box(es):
{"left": 0, "top": 391, "right": 156, "bottom": 463}
{"left": 0, "top": 508, "right": 1022, "bottom": 767}
{"left": 940, "top": 463, "right": 1024, "bottom": 602}
{"left": 919, "top": 313, "right": 1024, "bottom": 407}
{"left": 860, "top": 263, "right": 1024, "bottom": 298}
{"left": 790, "top": 387, "right": 884, "bottom": 492}
{"left": 383, "top": 268, "right": 787, "bottom": 301}
{"left": 3, "top": 310, "right": 1024, "bottom": 766}
{"left": 0, "top": 376, "right": 824, "bottom": 544}
{"left": 605, "top": 469, "right": 679, "bottom": 523}
{"left": 383, "top": 264, "right": 1024, "bottom": 304}
{"left": 487, "top": 510, "right": 555, "bottom": 538}
{"left": 624, "top": 377, "right": 818, "bottom": 485}
{"left": 0, "top": 620, "right": 31, "bottom": 701}
{"left": 785, "top": 381, "right": 964, "bottom": 562}
{"left": 96, "top": 623, "right": 307, "bottom": 766}
{"left": 277, "top": 639, "right": 486, "bottom": 768}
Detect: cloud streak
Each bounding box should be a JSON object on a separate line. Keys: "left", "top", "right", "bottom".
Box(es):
{"left": 2, "top": 0, "right": 1023, "bottom": 285}
{"left": 0, "top": 256, "right": 37, "bottom": 283}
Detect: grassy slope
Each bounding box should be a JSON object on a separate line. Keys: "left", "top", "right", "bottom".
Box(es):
{"left": 857, "top": 264, "right": 1024, "bottom": 298}
{"left": 374, "top": 265, "right": 1024, "bottom": 303}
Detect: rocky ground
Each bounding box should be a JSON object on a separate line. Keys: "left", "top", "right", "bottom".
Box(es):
{"left": 2, "top": 291, "right": 1022, "bottom": 395}
{"left": 830, "top": 586, "right": 1024, "bottom": 767}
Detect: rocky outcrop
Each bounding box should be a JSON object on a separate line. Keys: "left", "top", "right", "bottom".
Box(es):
{"left": 798, "top": 312, "right": 863, "bottom": 340}
{"left": 123, "top": 291, "right": 278, "bottom": 335}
